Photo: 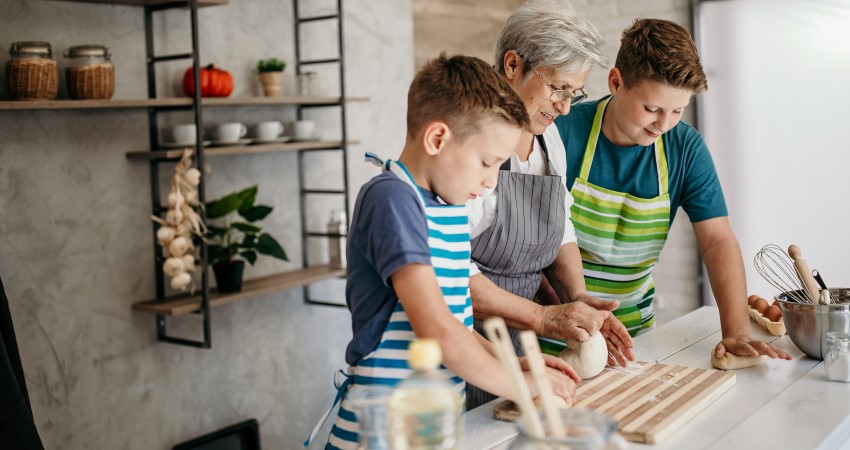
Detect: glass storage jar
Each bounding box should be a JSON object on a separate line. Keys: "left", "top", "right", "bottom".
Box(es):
{"left": 509, "top": 408, "right": 624, "bottom": 450}
{"left": 824, "top": 331, "right": 850, "bottom": 382}
{"left": 64, "top": 44, "right": 115, "bottom": 100}
{"left": 6, "top": 41, "right": 59, "bottom": 100}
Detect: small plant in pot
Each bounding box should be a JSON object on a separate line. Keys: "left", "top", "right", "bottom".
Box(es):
{"left": 256, "top": 58, "right": 286, "bottom": 97}
{"left": 205, "top": 186, "right": 287, "bottom": 293}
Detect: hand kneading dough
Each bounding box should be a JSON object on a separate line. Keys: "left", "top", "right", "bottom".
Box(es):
{"left": 558, "top": 332, "right": 607, "bottom": 378}
{"left": 711, "top": 351, "right": 768, "bottom": 370}
{"left": 533, "top": 393, "right": 572, "bottom": 409}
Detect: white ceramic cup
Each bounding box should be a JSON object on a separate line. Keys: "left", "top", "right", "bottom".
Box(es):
{"left": 293, "top": 120, "right": 316, "bottom": 139}
{"left": 172, "top": 123, "right": 197, "bottom": 144}
{"left": 255, "top": 121, "right": 285, "bottom": 141}
{"left": 216, "top": 122, "right": 247, "bottom": 142}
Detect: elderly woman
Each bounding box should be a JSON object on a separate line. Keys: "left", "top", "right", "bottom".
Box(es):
{"left": 466, "top": 0, "right": 634, "bottom": 407}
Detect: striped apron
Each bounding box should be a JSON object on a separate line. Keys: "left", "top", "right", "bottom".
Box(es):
{"left": 570, "top": 97, "right": 671, "bottom": 337}
{"left": 466, "top": 135, "right": 566, "bottom": 408}
{"left": 323, "top": 156, "right": 473, "bottom": 450}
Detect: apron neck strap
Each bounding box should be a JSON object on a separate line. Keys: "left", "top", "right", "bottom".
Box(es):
{"left": 579, "top": 97, "right": 669, "bottom": 196}
{"left": 500, "top": 134, "right": 551, "bottom": 171}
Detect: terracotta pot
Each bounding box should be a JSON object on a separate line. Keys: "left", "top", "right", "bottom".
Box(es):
{"left": 259, "top": 71, "right": 283, "bottom": 97}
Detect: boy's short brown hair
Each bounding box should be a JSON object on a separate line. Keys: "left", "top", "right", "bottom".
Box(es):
{"left": 616, "top": 19, "right": 708, "bottom": 94}
{"left": 407, "top": 53, "right": 530, "bottom": 142}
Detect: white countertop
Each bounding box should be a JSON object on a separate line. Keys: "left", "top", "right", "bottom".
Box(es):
{"left": 460, "top": 306, "right": 850, "bottom": 450}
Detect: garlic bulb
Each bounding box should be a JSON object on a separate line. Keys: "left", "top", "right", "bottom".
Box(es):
{"left": 184, "top": 168, "right": 201, "bottom": 186}
{"left": 169, "top": 236, "right": 189, "bottom": 256}
{"left": 156, "top": 226, "right": 176, "bottom": 245}
{"left": 170, "top": 272, "right": 191, "bottom": 290}
{"left": 163, "top": 257, "right": 186, "bottom": 277}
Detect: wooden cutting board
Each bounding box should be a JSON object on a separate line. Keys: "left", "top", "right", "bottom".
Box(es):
{"left": 493, "top": 361, "right": 736, "bottom": 444}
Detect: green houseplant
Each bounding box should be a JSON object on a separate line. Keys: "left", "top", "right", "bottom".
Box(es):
{"left": 256, "top": 58, "right": 286, "bottom": 97}
{"left": 205, "top": 186, "right": 287, "bottom": 293}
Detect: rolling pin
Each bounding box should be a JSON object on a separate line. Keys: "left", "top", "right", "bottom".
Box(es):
{"left": 788, "top": 245, "right": 821, "bottom": 303}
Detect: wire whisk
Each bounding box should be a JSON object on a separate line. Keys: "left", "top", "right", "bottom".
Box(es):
{"left": 753, "top": 244, "right": 814, "bottom": 303}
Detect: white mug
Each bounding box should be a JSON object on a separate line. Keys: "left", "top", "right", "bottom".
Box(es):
{"left": 216, "top": 122, "right": 247, "bottom": 142}
{"left": 172, "top": 123, "right": 197, "bottom": 144}
{"left": 255, "top": 121, "right": 285, "bottom": 141}
{"left": 293, "top": 120, "right": 316, "bottom": 139}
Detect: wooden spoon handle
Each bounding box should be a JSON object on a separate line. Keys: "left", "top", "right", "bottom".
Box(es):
{"left": 519, "top": 331, "right": 565, "bottom": 439}
{"left": 483, "top": 318, "right": 544, "bottom": 438}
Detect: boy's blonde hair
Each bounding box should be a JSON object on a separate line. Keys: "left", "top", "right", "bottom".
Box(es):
{"left": 616, "top": 19, "right": 708, "bottom": 94}
{"left": 407, "top": 54, "right": 530, "bottom": 142}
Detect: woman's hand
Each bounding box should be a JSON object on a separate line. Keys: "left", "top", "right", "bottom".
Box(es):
{"left": 520, "top": 363, "right": 578, "bottom": 405}
{"left": 574, "top": 295, "right": 635, "bottom": 367}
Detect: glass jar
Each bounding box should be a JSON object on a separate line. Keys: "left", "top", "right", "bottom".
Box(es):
{"left": 64, "top": 44, "right": 115, "bottom": 100}
{"left": 298, "top": 71, "right": 319, "bottom": 97}
{"left": 327, "top": 210, "right": 347, "bottom": 268}
{"left": 6, "top": 41, "right": 58, "bottom": 100}
{"left": 509, "top": 408, "right": 624, "bottom": 450}
{"left": 346, "top": 385, "right": 393, "bottom": 450}
{"left": 824, "top": 331, "right": 850, "bottom": 382}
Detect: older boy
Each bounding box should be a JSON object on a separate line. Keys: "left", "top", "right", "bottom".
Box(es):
{"left": 554, "top": 19, "right": 792, "bottom": 361}
{"left": 322, "top": 54, "right": 579, "bottom": 450}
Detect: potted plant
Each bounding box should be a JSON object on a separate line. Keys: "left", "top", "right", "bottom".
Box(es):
{"left": 256, "top": 58, "right": 286, "bottom": 97}
{"left": 204, "top": 186, "right": 287, "bottom": 293}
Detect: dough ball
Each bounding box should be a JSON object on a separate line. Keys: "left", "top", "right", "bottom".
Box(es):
{"left": 533, "top": 394, "right": 571, "bottom": 409}
{"left": 711, "top": 350, "right": 768, "bottom": 370}
{"left": 559, "top": 332, "right": 607, "bottom": 379}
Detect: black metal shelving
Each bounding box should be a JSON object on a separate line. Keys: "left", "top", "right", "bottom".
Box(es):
{"left": 294, "top": 0, "right": 350, "bottom": 307}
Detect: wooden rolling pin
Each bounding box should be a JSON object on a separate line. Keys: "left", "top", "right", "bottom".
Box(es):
{"left": 788, "top": 244, "right": 820, "bottom": 303}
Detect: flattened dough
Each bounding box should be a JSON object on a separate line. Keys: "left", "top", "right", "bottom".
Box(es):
{"left": 711, "top": 351, "right": 768, "bottom": 370}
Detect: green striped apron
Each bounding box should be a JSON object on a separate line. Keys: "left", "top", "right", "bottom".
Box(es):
{"left": 570, "top": 97, "right": 671, "bottom": 336}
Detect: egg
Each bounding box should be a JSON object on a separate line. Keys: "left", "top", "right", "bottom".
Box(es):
{"left": 752, "top": 298, "right": 769, "bottom": 314}
{"left": 748, "top": 294, "right": 760, "bottom": 306}
{"left": 772, "top": 299, "right": 782, "bottom": 308}
{"left": 764, "top": 305, "right": 783, "bottom": 322}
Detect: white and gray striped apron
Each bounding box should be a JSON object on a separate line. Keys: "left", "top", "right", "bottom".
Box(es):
{"left": 315, "top": 155, "right": 473, "bottom": 450}
{"left": 466, "top": 135, "right": 567, "bottom": 408}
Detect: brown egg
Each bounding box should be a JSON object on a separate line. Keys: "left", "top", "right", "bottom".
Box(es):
{"left": 764, "top": 305, "right": 783, "bottom": 322}
{"left": 772, "top": 299, "right": 782, "bottom": 308}
{"left": 752, "top": 298, "right": 769, "bottom": 314}
{"left": 748, "top": 294, "right": 760, "bottom": 306}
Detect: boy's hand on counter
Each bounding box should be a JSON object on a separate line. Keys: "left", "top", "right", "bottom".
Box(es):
{"left": 715, "top": 336, "right": 792, "bottom": 360}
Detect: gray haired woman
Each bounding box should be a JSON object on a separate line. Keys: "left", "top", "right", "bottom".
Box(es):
{"left": 466, "top": 0, "right": 634, "bottom": 407}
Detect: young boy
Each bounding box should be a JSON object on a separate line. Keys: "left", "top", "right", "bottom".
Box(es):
{"left": 554, "top": 19, "right": 791, "bottom": 362}
{"left": 323, "top": 54, "right": 579, "bottom": 449}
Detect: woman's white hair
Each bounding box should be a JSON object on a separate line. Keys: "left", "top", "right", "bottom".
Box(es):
{"left": 494, "top": 0, "right": 606, "bottom": 78}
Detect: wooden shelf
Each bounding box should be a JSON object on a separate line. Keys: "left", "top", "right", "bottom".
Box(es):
{"left": 126, "top": 139, "right": 358, "bottom": 160}
{"left": 0, "top": 96, "right": 368, "bottom": 111}
{"left": 132, "top": 265, "right": 346, "bottom": 316}
{"left": 52, "top": 0, "right": 227, "bottom": 7}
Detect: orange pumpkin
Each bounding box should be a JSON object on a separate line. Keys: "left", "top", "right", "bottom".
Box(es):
{"left": 182, "top": 64, "right": 233, "bottom": 98}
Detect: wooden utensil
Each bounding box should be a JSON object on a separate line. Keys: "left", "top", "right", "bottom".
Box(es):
{"left": 519, "top": 330, "right": 566, "bottom": 439}
{"left": 483, "top": 317, "right": 544, "bottom": 439}
{"left": 788, "top": 244, "right": 821, "bottom": 303}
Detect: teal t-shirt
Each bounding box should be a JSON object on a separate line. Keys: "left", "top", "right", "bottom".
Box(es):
{"left": 555, "top": 97, "right": 727, "bottom": 225}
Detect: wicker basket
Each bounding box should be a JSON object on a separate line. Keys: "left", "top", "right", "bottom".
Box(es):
{"left": 6, "top": 58, "right": 59, "bottom": 101}
{"left": 66, "top": 63, "right": 115, "bottom": 100}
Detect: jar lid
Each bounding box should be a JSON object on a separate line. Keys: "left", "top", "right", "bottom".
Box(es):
{"left": 64, "top": 44, "right": 110, "bottom": 59}
{"left": 9, "top": 41, "right": 52, "bottom": 58}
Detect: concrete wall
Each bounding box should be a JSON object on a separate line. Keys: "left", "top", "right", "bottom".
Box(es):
{"left": 0, "top": 0, "right": 413, "bottom": 448}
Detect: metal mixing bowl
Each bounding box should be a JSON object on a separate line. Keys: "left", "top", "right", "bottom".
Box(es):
{"left": 775, "top": 288, "right": 850, "bottom": 359}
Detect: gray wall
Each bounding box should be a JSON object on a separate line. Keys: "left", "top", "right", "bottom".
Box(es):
{"left": 0, "top": 0, "right": 413, "bottom": 448}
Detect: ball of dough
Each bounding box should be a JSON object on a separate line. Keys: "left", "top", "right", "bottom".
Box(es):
{"left": 710, "top": 350, "right": 768, "bottom": 370}
{"left": 558, "top": 332, "right": 608, "bottom": 379}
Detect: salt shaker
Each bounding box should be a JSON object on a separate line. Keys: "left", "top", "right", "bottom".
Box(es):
{"left": 298, "top": 71, "right": 318, "bottom": 97}
{"left": 824, "top": 331, "right": 850, "bottom": 383}
{"left": 327, "top": 210, "right": 347, "bottom": 268}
